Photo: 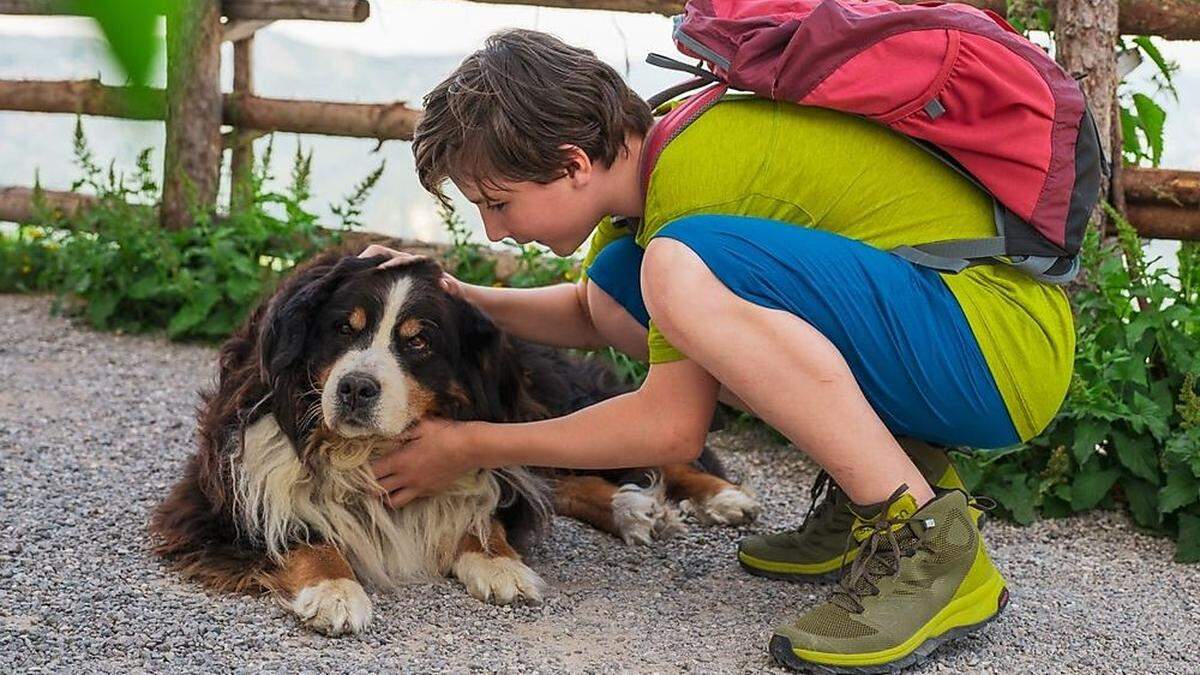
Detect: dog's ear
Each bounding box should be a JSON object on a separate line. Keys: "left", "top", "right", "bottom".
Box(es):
{"left": 455, "top": 296, "right": 503, "bottom": 362}
{"left": 257, "top": 254, "right": 373, "bottom": 384}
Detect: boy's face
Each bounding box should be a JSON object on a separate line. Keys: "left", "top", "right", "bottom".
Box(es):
{"left": 454, "top": 149, "right": 607, "bottom": 257}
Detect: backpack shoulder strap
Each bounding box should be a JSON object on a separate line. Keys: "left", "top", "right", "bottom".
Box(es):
{"left": 640, "top": 82, "right": 729, "bottom": 195}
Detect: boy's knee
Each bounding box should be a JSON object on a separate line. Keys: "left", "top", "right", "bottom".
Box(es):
{"left": 641, "top": 238, "right": 720, "bottom": 339}
{"left": 585, "top": 281, "right": 650, "bottom": 360}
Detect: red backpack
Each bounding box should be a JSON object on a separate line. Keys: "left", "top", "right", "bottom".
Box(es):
{"left": 641, "top": 0, "right": 1106, "bottom": 284}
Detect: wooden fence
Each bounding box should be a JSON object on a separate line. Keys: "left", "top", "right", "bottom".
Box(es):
{"left": 0, "top": 0, "right": 1197, "bottom": 240}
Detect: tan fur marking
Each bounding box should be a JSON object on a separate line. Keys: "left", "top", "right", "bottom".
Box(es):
{"left": 404, "top": 376, "right": 438, "bottom": 419}
{"left": 348, "top": 306, "right": 367, "bottom": 331}
{"left": 661, "top": 463, "right": 737, "bottom": 503}
{"left": 398, "top": 317, "right": 422, "bottom": 338}
{"left": 552, "top": 475, "right": 620, "bottom": 536}
{"left": 265, "top": 543, "right": 355, "bottom": 598}
{"left": 457, "top": 519, "right": 518, "bottom": 559}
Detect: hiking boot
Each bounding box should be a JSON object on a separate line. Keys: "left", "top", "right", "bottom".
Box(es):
{"left": 737, "top": 439, "right": 977, "bottom": 581}
{"left": 769, "top": 486, "right": 1009, "bottom": 673}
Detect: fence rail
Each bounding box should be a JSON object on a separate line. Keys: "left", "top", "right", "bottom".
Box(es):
{"left": 0, "top": 0, "right": 370, "bottom": 22}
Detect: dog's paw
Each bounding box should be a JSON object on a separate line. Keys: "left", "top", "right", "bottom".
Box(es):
{"left": 612, "top": 483, "right": 684, "bottom": 545}
{"left": 453, "top": 552, "right": 545, "bottom": 605}
{"left": 290, "top": 578, "right": 372, "bottom": 636}
{"left": 682, "top": 486, "right": 761, "bottom": 526}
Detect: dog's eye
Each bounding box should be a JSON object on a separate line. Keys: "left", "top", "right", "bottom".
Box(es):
{"left": 338, "top": 321, "right": 355, "bottom": 336}
{"left": 406, "top": 334, "right": 429, "bottom": 351}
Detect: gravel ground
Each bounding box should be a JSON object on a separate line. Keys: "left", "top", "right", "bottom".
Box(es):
{"left": 2, "top": 292, "right": 1198, "bottom": 674}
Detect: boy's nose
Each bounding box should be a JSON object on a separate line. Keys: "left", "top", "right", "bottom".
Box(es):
{"left": 481, "top": 214, "right": 508, "bottom": 242}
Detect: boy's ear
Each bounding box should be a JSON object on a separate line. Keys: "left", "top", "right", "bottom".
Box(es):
{"left": 558, "top": 144, "right": 593, "bottom": 181}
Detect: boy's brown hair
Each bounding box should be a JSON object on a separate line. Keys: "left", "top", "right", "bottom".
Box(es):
{"left": 413, "top": 29, "right": 653, "bottom": 205}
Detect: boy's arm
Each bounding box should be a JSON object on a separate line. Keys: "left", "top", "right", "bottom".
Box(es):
{"left": 358, "top": 244, "right": 604, "bottom": 350}
{"left": 462, "top": 281, "right": 605, "bottom": 350}
{"left": 469, "top": 357, "right": 719, "bottom": 469}
{"left": 372, "top": 359, "right": 721, "bottom": 506}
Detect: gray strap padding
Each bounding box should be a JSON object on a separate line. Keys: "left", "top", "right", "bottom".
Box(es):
{"left": 896, "top": 237, "right": 1008, "bottom": 261}
{"left": 890, "top": 245, "right": 971, "bottom": 273}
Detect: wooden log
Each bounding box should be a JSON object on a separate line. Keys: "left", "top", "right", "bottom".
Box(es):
{"left": 0, "top": 79, "right": 165, "bottom": 119}
{"left": 0, "top": 0, "right": 369, "bottom": 23}
{"left": 230, "top": 36, "right": 256, "bottom": 213}
{"left": 223, "top": 95, "right": 422, "bottom": 141}
{"left": 1125, "top": 205, "right": 1200, "bottom": 240}
{"left": 222, "top": 19, "right": 273, "bottom": 43}
{"left": 0, "top": 79, "right": 424, "bottom": 140}
{"left": 224, "top": 0, "right": 368, "bottom": 21}
{"left": 0, "top": 186, "right": 100, "bottom": 224}
{"left": 1055, "top": 0, "right": 1119, "bottom": 227}
{"left": 162, "top": 0, "right": 223, "bottom": 230}
{"left": 1124, "top": 168, "right": 1200, "bottom": 207}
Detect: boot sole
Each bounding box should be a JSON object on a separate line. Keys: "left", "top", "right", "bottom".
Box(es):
{"left": 737, "top": 556, "right": 843, "bottom": 583}
{"left": 769, "top": 585, "right": 1010, "bottom": 674}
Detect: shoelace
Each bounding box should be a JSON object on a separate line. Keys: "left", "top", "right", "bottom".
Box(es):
{"left": 798, "top": 470, "right": 840, "bottom": 532}
{"left": 830, "top": 493, "right": 997, "bottom": 614}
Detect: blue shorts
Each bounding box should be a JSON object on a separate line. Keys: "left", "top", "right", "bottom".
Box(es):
{"left": 585, "top": 214, "right": 1019, "bottom": 449}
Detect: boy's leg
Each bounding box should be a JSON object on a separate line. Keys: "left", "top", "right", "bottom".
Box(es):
{"left": 639, "top": 238, "right": 932, "bottom": 506}
{"left": 635, "top": 215, "right": 1011, "bottom": 671}
{"left": 585, "top": 237, "right": 758, "bottom": 415}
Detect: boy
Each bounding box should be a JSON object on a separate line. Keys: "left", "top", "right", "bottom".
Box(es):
{"left": 366, "top": 29, "right": 1073, "bottom": 672}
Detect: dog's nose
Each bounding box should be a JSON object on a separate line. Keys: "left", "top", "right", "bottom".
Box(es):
{"left": 337, "top": 373, "right": 380, "bottom": 410}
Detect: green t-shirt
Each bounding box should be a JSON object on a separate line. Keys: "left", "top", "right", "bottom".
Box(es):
{"left": 581, "top": 97, "right": 1074, "bottom": 441}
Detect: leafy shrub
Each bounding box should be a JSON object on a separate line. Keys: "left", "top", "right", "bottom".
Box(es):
{"left": 953, "top": 215, "right": 1200, "bottom": 562}
{"left": 1, "top": 121, "right": 382, "bottom": 340}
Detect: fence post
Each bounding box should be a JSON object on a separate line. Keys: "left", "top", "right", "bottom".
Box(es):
{"left": 162, "top": 0, "right": 222, "bottom": 230}
{"left": 1054, "top": 0, "right": 1120, "bottom": 217}
{"left": 230, "top": 35, "right": 256, "bottom": 214}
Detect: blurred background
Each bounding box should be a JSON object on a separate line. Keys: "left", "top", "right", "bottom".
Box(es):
{"left": 1, "top": 0, "right": 1195, "bottom": 247}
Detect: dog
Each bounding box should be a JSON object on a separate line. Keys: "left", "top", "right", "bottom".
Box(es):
{"left": 150, "top": 247, "right": 760, "bottom": 635}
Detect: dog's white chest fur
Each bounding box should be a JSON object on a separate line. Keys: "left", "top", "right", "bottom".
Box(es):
{"left": 231, "top": 415, "right": 500, "bottom": 587}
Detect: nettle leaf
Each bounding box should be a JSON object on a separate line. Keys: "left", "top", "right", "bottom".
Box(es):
{"left": 1177, "top": 513, "right": 1200, "bottom": 564}
{"left": 1071, "top": 418, "right": 1109, "bottom": 464}
{"left": 167, "top": 285, "right": 220, "bottom": 338}
{"left": 1120, "top": 105, "right": 1143, "bottom": 160}
{"left": 1132, "top": 392, "right": 1171, "bottom": 441}
{"left": 988, "top": 473, "right": 1037, "bottom": 525}
{"left": 1159, "top": 468, "right": 1199, "bottom": 514}
{"left": 1112, "top": 429, "right": 1161, "bottom": 485}
{"left": 1132, "top": 36, "right": 1178, "bottom": 99}
{"left": 1132, "top": 93, "right": 1166, "bottom": 166}
{"left": 1071, "top": 464, "right": 1121, "bottom": 511}
{"left": 1121, "top": 476, "right": 1161, "bottom": 528}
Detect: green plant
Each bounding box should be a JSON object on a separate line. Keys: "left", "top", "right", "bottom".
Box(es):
{"left": 0, "top": 121, "right": 382, "bottom": 341}
{"left": 953, "top": 215, "right": 1200, "bottom": 562}
{"left": 1119, "top": 36, "right": 1179, "bottom": 167}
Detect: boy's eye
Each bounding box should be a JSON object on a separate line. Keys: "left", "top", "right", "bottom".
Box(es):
{"left": 488, "top": 202, "right": 507, "bottom": 212}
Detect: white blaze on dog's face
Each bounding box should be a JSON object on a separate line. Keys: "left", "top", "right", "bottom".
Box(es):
{"left": 261, "top": 254, "right": 489, "bottom": 445}
{"left": 320, "top": 276, "right": 427, "bottom": 437}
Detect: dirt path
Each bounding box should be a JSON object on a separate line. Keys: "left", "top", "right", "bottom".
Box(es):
{"left": 1, "top": 293, "right": 1197, "bottom": 673}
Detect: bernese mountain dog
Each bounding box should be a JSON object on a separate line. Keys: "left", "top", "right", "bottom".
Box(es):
{"left": 150, "top": 246, "right": 760, "bottom": 636}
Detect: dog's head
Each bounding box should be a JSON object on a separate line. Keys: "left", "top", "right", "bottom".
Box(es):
{"left": 256, "top": 252, "right": 508, "bottom": 454}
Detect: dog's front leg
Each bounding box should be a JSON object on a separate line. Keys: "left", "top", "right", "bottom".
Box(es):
{"left": 452, "top": 520, "right": 545, "bottom": 605}
{"left": 265, "top": 543, "right": 372, "bottom": 636}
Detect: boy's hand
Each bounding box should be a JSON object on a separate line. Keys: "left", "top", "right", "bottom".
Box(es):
{"left": 371, "top": 418, "right": 478, "bottom": 508}
{"left": 357, "top": 244, "right": 465, "bottom": 298}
